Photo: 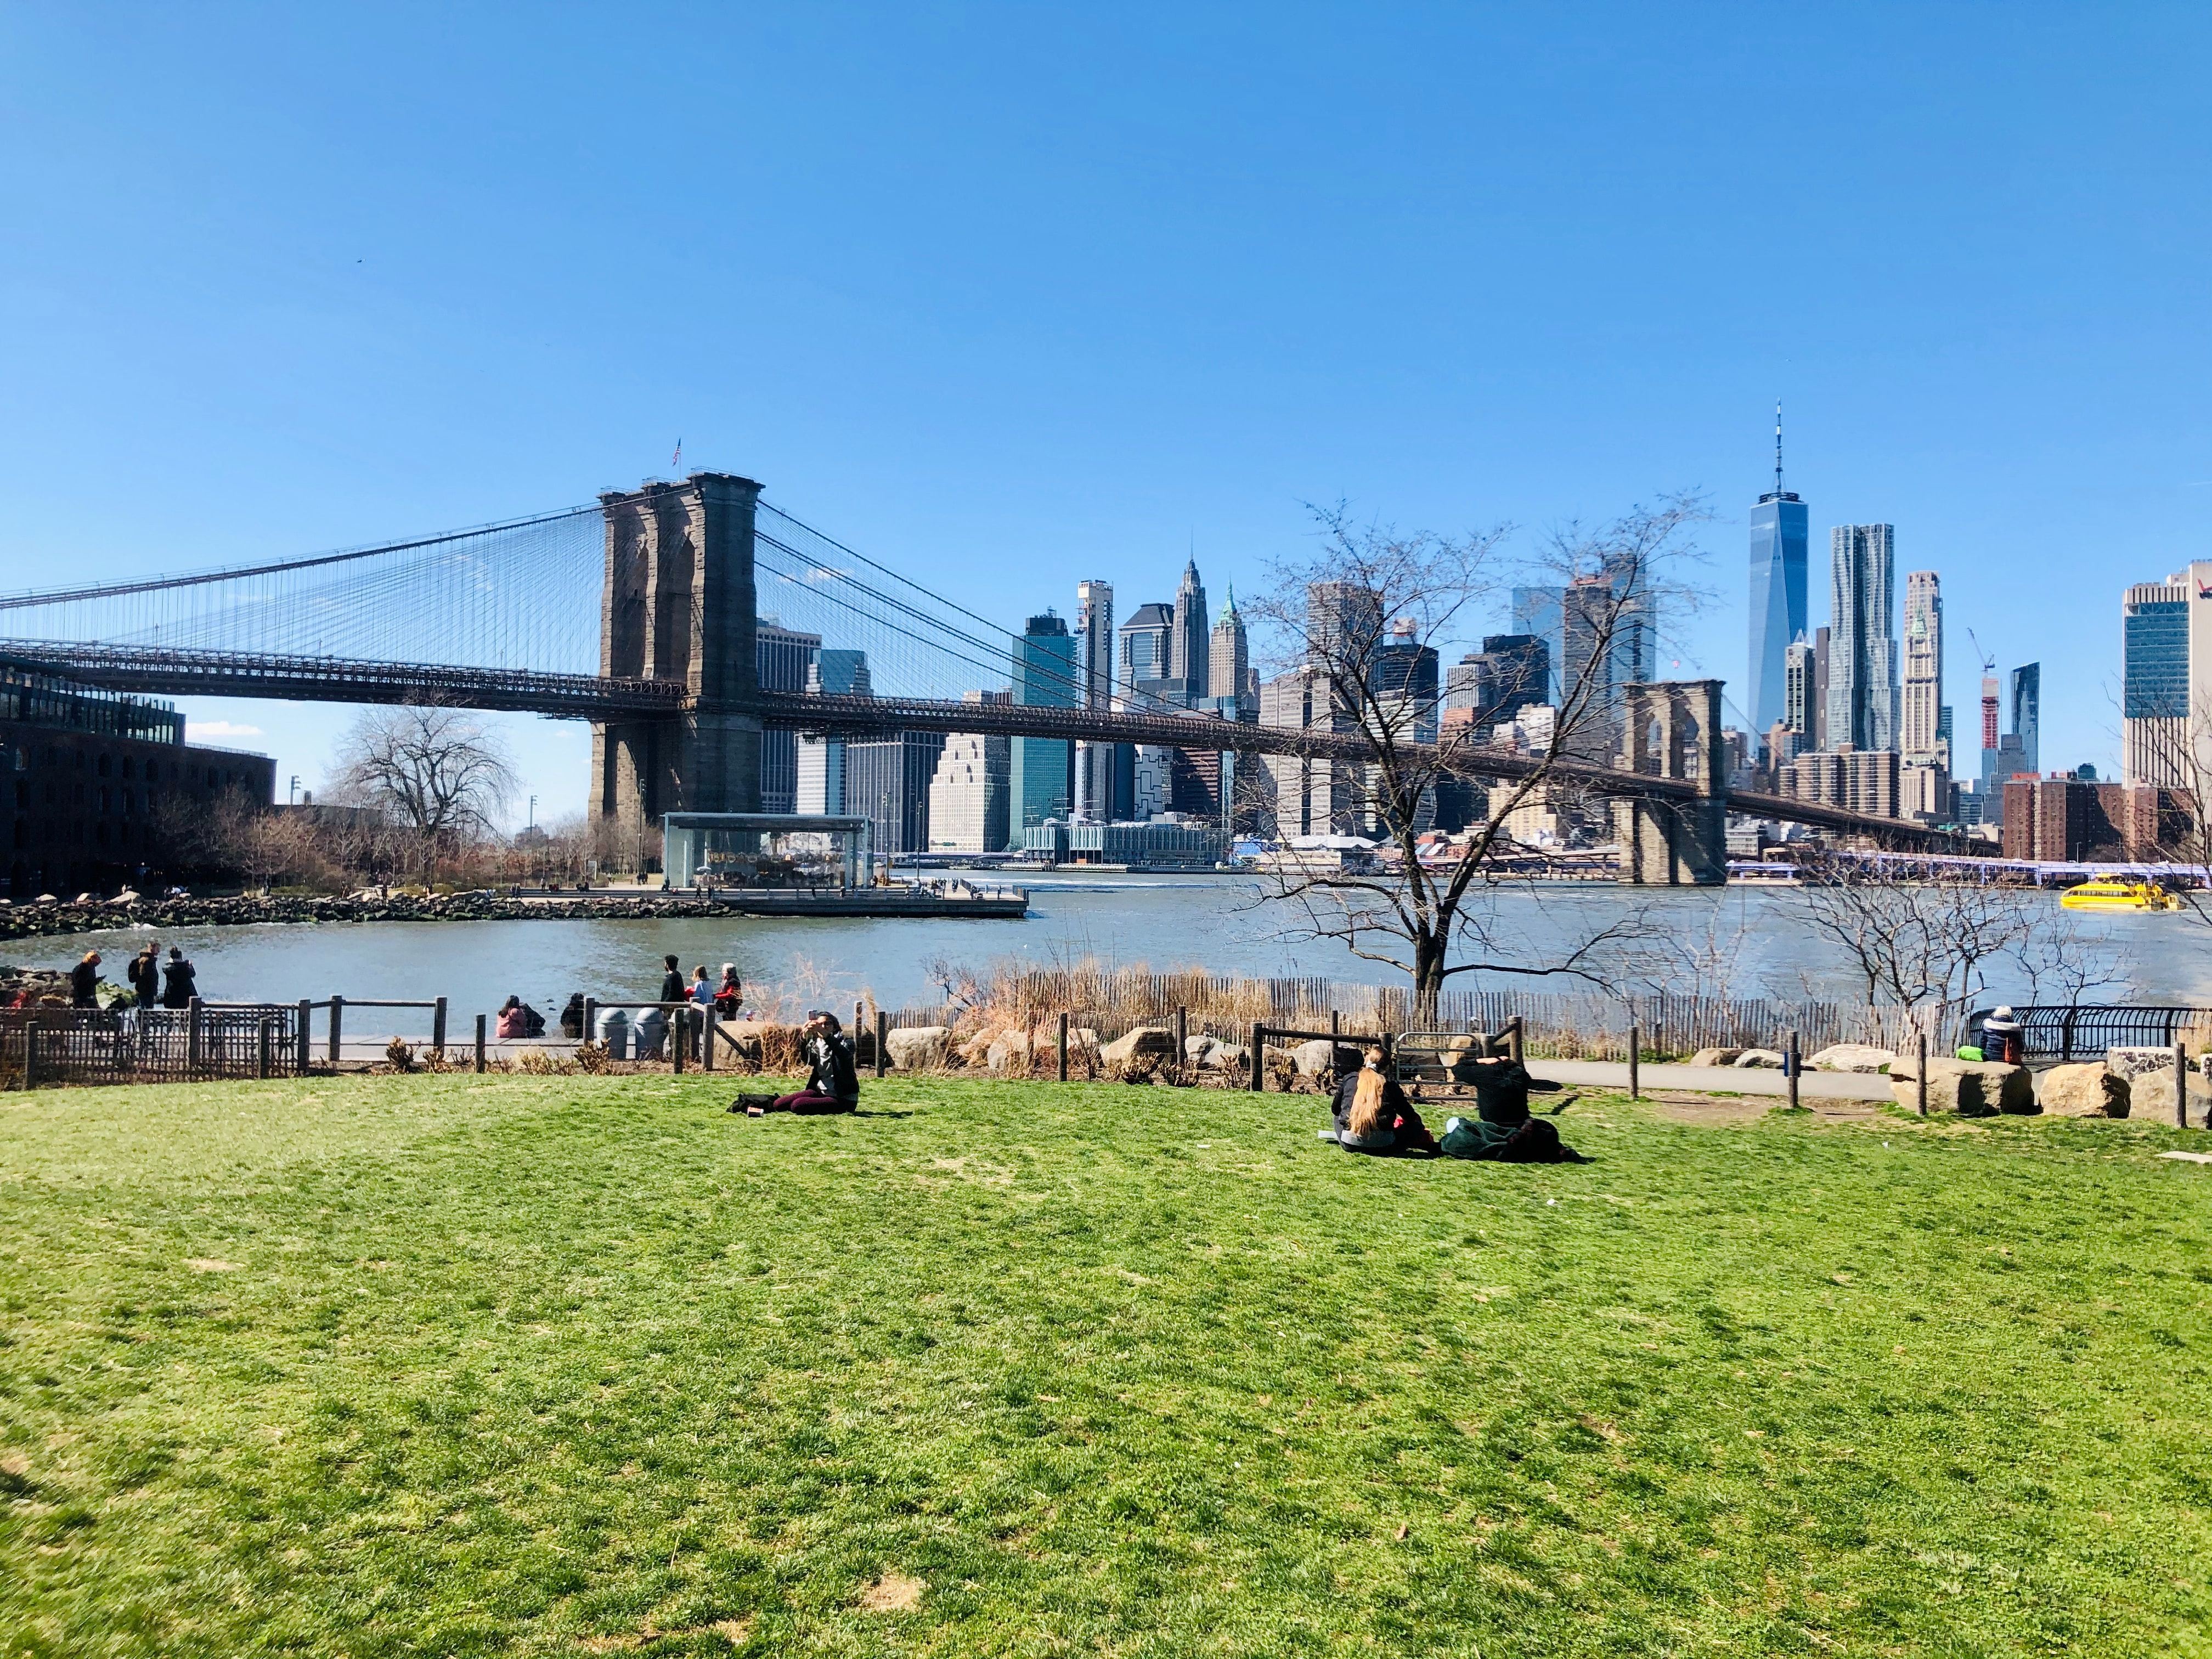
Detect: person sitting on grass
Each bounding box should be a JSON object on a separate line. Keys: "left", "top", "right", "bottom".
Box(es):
{"left": 1331, "top": 1046, "right": 1437, "bottom": 1155}
{"left": 1439, "top": 1053, "right": 1587, "bottom": 1163}
{"left": 732, "top": 1010, "right": 860, "bottom": 1116}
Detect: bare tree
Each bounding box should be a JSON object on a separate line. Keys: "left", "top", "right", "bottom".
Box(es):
{"left": 1792, "top": 854, "right": 2044, "bottom": 1030}
{"left": 330, "top": 705, "right": 517, "bottom": 881}
{"left": 1242, "top": 495, "right": 1708, "bottom": 1025}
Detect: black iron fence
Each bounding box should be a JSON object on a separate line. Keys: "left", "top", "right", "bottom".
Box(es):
{"left": 3, "top": 1002, "right": 306, "bottom": 1087}
{"left": 1971, "top": 1005, "right": 2212, "bottom": 1062}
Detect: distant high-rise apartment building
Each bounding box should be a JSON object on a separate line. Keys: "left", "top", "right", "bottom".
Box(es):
{"left": 1826, "top": 524, "right": 1897, "bottom": 753}
{"left": 1258, "top": 666, "right": 1361, "bottom": 836}
{"left": 1009, "top": 612, "right": 1075, "bottom": 837}
{"left": 1747, "top": 409, "right": 1809, "bottom": 754}
{"left": 2124, "top": 575, "right": 2190, "bottom": 788}
{"left": 1170, "top": 561, "right": 1210, "bottom": 693}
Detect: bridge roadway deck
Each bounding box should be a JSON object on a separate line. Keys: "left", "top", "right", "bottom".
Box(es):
{"left": 8, "top": 641, "right": 1956, "bottom": 848}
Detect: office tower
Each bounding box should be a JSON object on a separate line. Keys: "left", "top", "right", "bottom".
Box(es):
{"left": 2010, "top": 663, "right": 2040, "bottom": 777}
{"left": 1827, "top": 524, "right": 1897, "bottom": 753}
{"left": 793, "top": 650, "right": 872, "bottom": 815}
{"left": 1900, "top": 573, "right": 1944, "bottom": 761}
{"left": 1009, "top": 611, "right": 1075, "bottom": 839}
{"left": 1306, "top": 580, "right": 1386, "bottom": 673}
{"left": 1170, "top": 560, "right": 1210, "bottom": 694}
{"left": 1075, "top": 580, "right": 1115, "bottom": 821}
{"left": 1374, "top": 619, "right": 1441, "bottom": 743}
{"left": 1259, "top": 667, "right": 1360, "bottom": 836}
{"left": 1813, "top": 626, "right": 1831, "bottom": 751}
{"left": 1207, "top": 585, "right": 1251, "bottom": 704}
{"left": 2124, "top": 575, "right": 2190, "bottom": 787}
{"left": 754, "top": 622, "right": 823, "bottom": 813}
{"left": 1784, "top": 637, "right": 1816, "bottom": 744}
{"left": 1560, "top": 563, "right": 1654, "bottom": 760}
{"left": 927, "top": 729, "right": 1010, "bottom": 853}
{"left": 1747, "top": 407, "right": 1809, "bottom": 754}
{"left": 1510, "top": 586, "right": 1564, "bottom": 703}
{"left": 1118, "top": 603, "right": 1173, "bottom": 696}
{"left": 847, "top": 731, "right": 945, "bottom": 857}
{"left": 1446, "top": 635, "right": 1549, "bottom": 729}
{"left": 1980, "top": 674, "right": 2001, "bottom": 752}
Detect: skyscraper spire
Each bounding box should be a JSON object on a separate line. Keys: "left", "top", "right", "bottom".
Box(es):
{"left": 1774, "top": 400, "right": 1784, "bottom": 496}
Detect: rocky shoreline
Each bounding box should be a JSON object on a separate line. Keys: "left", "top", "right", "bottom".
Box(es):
{"left": 0, "top": 893, "right": 805, "bottom": 941}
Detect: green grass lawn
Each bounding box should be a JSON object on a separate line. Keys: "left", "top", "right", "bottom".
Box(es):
{"left": 3, "top": 1074, "right": 2210, "bottom": 1657}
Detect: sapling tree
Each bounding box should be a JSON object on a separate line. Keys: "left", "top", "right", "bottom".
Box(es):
{"left": 1243, "top": 495, "right": 1708, "bottom": 1025}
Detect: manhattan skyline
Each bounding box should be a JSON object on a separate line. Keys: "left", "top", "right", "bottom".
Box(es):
{"left": 3, "top": 6, "right": 2208, "bottom": 816}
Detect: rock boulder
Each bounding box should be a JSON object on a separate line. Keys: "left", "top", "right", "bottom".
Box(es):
{"left": 1733, "top": 1048, "right": 1786, "bottom": 1069}
{"left": 2107, "top": 1046, "right": 2187, "bottom": 1079}
{"left": 1292, "top": 1039, "right": 1361, "bottom": 1077}
{"left": 1688, "top": 1047, "right": 1743, "bottom": 1069}
{"left": 2120, "top": 1067, "right": 2212, "bottom": 1127}
{"left": 2036, "top": 1063, "right": 2130, "bottom": 1118}
{"left": 1888, "top": 1054, "right": 2035, "bottom": 1115}
{"left": 1809, "top": 1042, "right": 1895, "bottom": 1074}
{"left": 884, "top": 1026, "right": 950, "bottom": 1070}
{"left": 986, "top": 1031, "right": 1033, "bottom": 1073}
{"left": 1101, "top": 1027, "right": 1178, "bottom": 1073}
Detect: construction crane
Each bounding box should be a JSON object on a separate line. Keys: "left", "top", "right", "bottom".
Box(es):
{"left": 1967, "top": 628, "right": 2000, "bottom": 755}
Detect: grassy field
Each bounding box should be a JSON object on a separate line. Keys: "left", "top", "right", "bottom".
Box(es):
{"left": 2, "top": 1073, "right": 2209, "bottom": 1658}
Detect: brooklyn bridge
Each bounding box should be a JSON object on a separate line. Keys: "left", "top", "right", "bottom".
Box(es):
{"left": 0, "top": 471, "right": 1958, "bottom": 876}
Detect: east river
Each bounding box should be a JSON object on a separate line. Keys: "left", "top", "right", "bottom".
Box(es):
{"left": 15, "top": 875, "right": 2212, "bottom": 1035}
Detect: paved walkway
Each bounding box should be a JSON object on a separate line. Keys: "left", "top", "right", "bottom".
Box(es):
{"left": 1527, "top": 1059, "right": 1897, "bottom": 1101}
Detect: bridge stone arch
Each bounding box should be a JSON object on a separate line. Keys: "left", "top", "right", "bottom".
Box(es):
{"left": 592, "top": 472, "right": 764, "bottom": 859}
{"left": 1612, "top": 679, "right": 1728, "bottom": 885}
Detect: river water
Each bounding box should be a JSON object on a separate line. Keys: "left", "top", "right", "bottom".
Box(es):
{"left": 15, "top": 876, "right": 2212, "bottom": 1036}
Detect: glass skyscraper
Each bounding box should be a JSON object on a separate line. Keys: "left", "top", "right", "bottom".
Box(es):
{"left": 1827, "top": 524, "right": 1897, "bottom": 753}
{"left": 1009, "top": 611, "right": 1075, "bottom": 839}
{"left": 1747, "top": 486, "right": 1808, "bottom": 752}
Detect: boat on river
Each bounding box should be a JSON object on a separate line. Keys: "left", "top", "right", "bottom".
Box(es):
{"left": 2059, "top": 878, "right": 2178, "bottom": 912}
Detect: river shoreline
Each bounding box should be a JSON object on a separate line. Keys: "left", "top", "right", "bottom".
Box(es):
{"left": 0, "top": 889, "right": 1028, "bottom": 942}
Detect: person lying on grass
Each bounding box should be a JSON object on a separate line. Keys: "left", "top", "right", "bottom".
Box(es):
{"left": 732, "top": 1010, "right": 860, "bottom": 1117}
{"left": 1332, "top": 1047, "right": 1439, "bottom": 1155}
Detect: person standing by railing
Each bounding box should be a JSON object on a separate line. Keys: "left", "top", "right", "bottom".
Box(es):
{"left": 67, "top": 951, "right": 103, "bottom": 1009}
{"left": 160, "top": 947, "right": 198, "bottom": 1009}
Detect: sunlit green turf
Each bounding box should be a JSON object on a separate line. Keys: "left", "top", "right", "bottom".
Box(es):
{"left": 2, "top": 1073, "right": 2209, "bottom": 1656}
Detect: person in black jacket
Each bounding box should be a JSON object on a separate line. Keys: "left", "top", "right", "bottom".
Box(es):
{"left": 129, "top": 944, "right": 161, "bottom": 1011}
{"left": 1330, "top": 1047, "right": 1436, "bottom": 1153}
{"left": 67, "top": 951, "right": 103, "bottom": 1009}
{"left": 160, "top": 947, "right": 198, "bottom": 1008}
{"left": 739, "top": 1011, "right": 860, "bottom": 1116}
{"left": 657, "top": 953, "right": 685, "bottom": 1006}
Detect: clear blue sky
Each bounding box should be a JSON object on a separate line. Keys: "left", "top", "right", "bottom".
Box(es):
{"left": 4, "top": 3, "right": 2209, "bottom": 817}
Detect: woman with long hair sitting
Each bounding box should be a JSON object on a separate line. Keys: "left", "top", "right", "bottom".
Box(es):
{"left": 1333, "top": 1046, "right": 1437, "bottom": 1154}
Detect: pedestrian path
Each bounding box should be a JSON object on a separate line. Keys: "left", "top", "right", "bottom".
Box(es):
{"left": 1527, "top": 1059, "right": 1897, "bottom": 1101}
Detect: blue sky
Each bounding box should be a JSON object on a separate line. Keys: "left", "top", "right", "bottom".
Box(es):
{"left": 4, "top": 3, "right": 2209, "bottom": 817}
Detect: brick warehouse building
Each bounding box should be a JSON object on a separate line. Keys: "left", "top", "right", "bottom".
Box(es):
{"left": 1, "top": 654, "right": 276, "bottom": 896}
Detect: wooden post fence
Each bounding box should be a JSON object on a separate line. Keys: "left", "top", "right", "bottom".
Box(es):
{"left": 1916, "top": 1032, "right": 1928, "bottom": 1115}
{"left": 187, "top": 996, "right": 204, "bottom": 1073}
{"left": 328, "top": 996, "right": 345, "bottom": 1064}
{"left": 874, "top": 1010, "right": 888, "bottom": 1079}
{"left": 1176, "top": 1006, "right": 1189, "bottom": 1087}
{"left": 296, "top": 999, "right": 312, "bottom": 1074}
{"left": 1058, "top": 1012, "right": 1069, "bottom": 1082}
{"left": 431, "top": 996, "right": 448, "bottom": 1059}
{"left": 475, "top": 1013, "right": 487, "bottom": 1074}
{"left": 256, "top": 1017, "right": 273, "bottom": 1080}
{"left": 1249, "top": 1022, "right": 1265, "bottom": 1091}
{"left": 1628, "top": 1023, "right": 1640, "bottom": 1100}
{"left": 1786, "top": 1028, "right": 1801, "bottom": 1110}
{"left": 2176, "top": 1039, "right": 2189, "bottom": 1130}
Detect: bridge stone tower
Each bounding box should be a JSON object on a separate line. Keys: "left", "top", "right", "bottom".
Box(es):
{"left": 591, "top": 473, "right": 764, "bottom": 865}
{"left": 1612, "top": 679, "right": 1729, "bottom": 885}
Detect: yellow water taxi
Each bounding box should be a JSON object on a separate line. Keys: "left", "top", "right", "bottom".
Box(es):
{"left": 2059, "top": 878, "right": 2179, "bottom": 912}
